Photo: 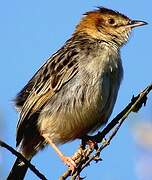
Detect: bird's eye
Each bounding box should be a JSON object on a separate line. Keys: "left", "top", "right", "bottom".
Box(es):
{"left": 108, "top": 18, "right": 115, "bottom": 25}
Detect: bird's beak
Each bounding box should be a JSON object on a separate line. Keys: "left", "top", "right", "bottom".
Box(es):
{"left": 127, "top": 20, "right": 148, "bottom": 28}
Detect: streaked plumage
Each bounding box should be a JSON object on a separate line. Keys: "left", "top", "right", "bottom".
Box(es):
{"left": 7, "top": 7, "right": 147, "bottom": 179}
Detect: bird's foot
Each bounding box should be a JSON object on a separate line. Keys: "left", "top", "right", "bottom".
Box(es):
{"left": 61, "top": 156, "right": 77, "bottom": 173}
{"left": 86, "top": 139, "right": 98, "bottom": 150}
{"left": 82, "top": 135, "right": 98, "bottom": 150}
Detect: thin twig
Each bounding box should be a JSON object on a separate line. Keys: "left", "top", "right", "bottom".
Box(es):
{"left": 0, "top": 140, "right": 47, "bottom": 180}
{"left": 1, "top": 84, "right": 152, "bottom": 179}
{"left": 60, "top": 83, "right": 152, "bottom": 179}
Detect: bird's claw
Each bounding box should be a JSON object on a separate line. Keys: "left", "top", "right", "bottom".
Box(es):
{"left": 61, "top": 156, "right": 77, "bottom": 173}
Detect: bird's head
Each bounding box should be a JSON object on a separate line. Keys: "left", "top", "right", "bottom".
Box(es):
{"left": 75, "top": 7, "right": 147, "bottom": 47}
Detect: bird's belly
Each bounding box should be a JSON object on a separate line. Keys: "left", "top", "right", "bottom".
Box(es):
{"left": 39, "top": 105, "right": 105, "bottom": 144}
{"left": 38, "top": 78, "right": 115, "bottom": 144}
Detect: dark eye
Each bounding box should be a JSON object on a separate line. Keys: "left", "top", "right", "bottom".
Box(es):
{"left": 108, "top": 18, "right": 115, "bottom": 25}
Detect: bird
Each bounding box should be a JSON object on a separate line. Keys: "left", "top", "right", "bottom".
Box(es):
{"left": 7, "top": 7, "right": 147, "bottom": 179}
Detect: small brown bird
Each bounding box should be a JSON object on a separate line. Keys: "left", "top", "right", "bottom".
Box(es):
{"left": 7, "top": 7, "right": 147, "bottom": 179}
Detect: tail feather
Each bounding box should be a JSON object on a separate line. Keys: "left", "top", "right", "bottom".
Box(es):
{"left": 7, "top": 157, "right": 30, "bottom": 180}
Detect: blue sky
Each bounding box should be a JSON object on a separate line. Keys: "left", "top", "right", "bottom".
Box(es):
{"left": 0, "top": 1, "right": 152, "bottom": 179}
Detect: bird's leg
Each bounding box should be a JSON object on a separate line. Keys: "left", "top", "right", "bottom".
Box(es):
{"left": 42, "top": 133, "right": 76, "bottom": 172}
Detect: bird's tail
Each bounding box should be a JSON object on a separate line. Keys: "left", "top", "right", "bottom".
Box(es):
{"left": 7, "top": 157, "right": 30, "bottom": 180}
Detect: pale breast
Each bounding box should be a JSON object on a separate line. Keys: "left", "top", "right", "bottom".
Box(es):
{"left": 38, "top": 45, "right": 123, "bottom": 144}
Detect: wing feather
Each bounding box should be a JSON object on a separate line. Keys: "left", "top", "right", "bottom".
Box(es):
{"left": 16, "top": 45, "right": 79, "bottom": 145}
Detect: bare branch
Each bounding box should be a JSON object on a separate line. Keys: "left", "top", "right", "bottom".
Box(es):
{"left": 2, "top": 84, "right": 152, "bottom": 179}
{"left": 0, "top": 140, "right": 47, "bottom": 180}
{"left": 60, "top": 83, "right": 152, "bottom": 179}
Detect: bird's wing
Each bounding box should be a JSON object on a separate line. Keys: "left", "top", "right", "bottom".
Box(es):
{"left": 16, "top": 46, "right": 79, "bottom": 145}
